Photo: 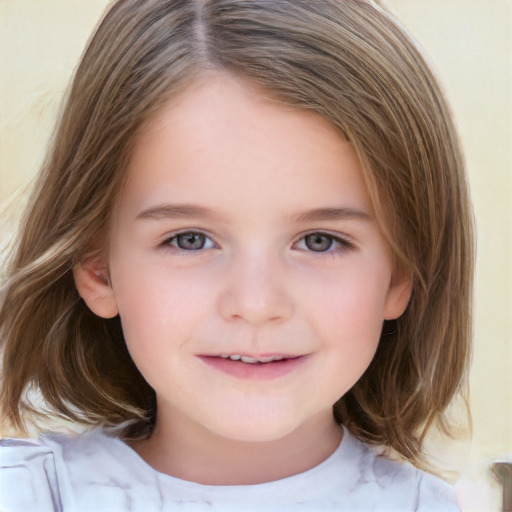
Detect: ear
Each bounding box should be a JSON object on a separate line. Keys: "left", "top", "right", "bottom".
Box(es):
{"left": 383, "top": 268, "right": 413, "bottom": 320}
{"left": 73, "top": 254, "right": 119, "bottom": 319}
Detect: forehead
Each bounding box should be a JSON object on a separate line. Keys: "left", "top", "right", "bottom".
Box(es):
{"left": 118, "top": 72, "right": 371, "bottom": 221}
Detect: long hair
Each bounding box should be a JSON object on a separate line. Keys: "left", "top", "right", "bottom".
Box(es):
{"left": 0, "top": 0, "right": 473, "bottom": 468}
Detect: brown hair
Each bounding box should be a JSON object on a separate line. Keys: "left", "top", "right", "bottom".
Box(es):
{"left": 0, "top": 0, "right": 473, "bottom": 469}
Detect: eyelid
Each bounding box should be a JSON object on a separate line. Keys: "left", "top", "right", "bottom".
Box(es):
{"left": 157, "top": 228, "right": 355, "bottom": 253}
{"left": 159, "top": 229, "right": 219, "bottom": 250}
{"left": 292, "top": 230, "right": 356, "bottom": 252}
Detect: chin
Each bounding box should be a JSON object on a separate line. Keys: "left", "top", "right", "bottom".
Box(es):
{"left": 208, "top": 412, "right": 309, "bottom": 445}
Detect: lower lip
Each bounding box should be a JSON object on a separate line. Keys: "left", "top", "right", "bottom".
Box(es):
{"left": 198, "top": 355, "right": 307, "bottom": 380}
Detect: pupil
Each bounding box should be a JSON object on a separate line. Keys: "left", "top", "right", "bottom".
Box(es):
{"left": 178, "top": 233, "right": 204, "bottom": 250}
{"left": 305, "top": 234, "right": 332, "bottom": 252}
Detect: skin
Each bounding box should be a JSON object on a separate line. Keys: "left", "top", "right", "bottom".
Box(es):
{"left": 74, "top": 73, "right": 411, "bottom": 485}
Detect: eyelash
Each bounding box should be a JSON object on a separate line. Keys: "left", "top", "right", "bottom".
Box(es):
{"left": 160, "top": 230, "right": 355, "bottom": 255}
{"left": 293, "top": 232, "right": 355, "bottom": 255}
{"left": 162, "top": 231, "right": 217, "bottom": 253}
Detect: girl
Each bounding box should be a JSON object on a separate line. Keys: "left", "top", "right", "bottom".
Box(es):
{"left": 0, "top": 0, "right": 473, "bottom": 510}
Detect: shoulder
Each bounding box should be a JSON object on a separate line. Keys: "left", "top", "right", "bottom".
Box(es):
{"left": 0, "top": 428, "right": 127, "bottom": 512}
{"left": 1, "top": 436, "right": 62, "bottom": 511}
{"left": 336, "top": 430, "right": 461, "bottom": 511}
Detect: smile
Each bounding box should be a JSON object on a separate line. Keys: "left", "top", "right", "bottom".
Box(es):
{"left": 219, "top": 354, "right": 287, "bottom": 363}
{"left": 198, "top": 354, "right": 307, "bottom": 380}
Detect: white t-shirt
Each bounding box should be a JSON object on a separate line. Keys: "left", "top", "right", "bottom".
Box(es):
{"left": 0, "top": 427, "right": 460, "bottom": 511}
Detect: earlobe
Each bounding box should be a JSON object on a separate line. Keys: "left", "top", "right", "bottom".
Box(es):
{"left": 383, "top": 270, "right": 413, "bottom": 320}
{"left": 73, "top": 256, "right": 119, "bottom": 319}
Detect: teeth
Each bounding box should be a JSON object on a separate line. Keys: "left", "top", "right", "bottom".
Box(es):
{"left": 240, "top": 356, "right": 260, "bottom": 363}
{"left": 258, "top": 356, "right": 283, "bottom": 363}
{"left": 219, "top": 354, "right": 286, "bottom": 363}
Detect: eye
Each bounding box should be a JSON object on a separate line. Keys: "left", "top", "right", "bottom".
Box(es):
{"left": 166, "top": 232, "right": 215, "bottom": 251}
{"left": 295, "top": 232, "right": 353, "bottom": 253}
{"left": 304, "top": 233, "right": 335, "bottom": 252}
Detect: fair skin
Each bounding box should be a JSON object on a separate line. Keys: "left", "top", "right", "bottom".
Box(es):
{"left": 74, "top": 73, "right": 411, "bottom": 485}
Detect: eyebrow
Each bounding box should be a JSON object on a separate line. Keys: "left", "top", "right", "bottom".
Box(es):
{"left": 136, "top": 204, "right": 219, "bottom": 221}
{"left": 136, "top": 204, "right": 372, "bottom": 223}
{"left": 290, "top": 207, "right": 372, "bottom": 223}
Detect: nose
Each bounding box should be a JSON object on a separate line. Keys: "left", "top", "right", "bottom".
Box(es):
{"left": 217, "top": 248, "right": 294, "bottom": 326}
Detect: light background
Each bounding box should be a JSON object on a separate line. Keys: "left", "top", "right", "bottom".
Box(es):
{"left": 0, "top": 1, "right": 511, "bottom": 510}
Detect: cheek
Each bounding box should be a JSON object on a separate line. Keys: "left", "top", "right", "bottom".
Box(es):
{"left": 304, "top": 272, "right": 388, "bottom": 400}
{"left": 302, "top": 261, "right": 391, "bottom": 332}
{"left": 300, "top": 261, "right": 391, "bottom": 385}
{"left": 110, "top": 257, "right": 216, "bottom": 350}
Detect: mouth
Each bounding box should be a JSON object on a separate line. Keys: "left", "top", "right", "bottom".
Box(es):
{"left": 198, "top": 354, "right": 307, "bottom": 380}
{"left": 218, "top": 354, "right": 291, "bottom": 364}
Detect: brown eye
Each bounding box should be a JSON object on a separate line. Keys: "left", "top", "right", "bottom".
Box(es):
{"left": 304, "top": 233, "right": 335, "bottom": 252}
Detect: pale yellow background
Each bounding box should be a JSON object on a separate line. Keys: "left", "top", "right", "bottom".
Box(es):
{"left": 1, "top": 0, "right": 511, "bottom": 510}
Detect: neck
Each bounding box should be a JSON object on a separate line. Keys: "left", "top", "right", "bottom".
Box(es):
{"left": 128, "top": 410, "right": 343, "bottom": 485}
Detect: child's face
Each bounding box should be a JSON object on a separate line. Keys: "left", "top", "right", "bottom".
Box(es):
{"left": 86, "top": 74, "right": 410, "bottom": 446}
